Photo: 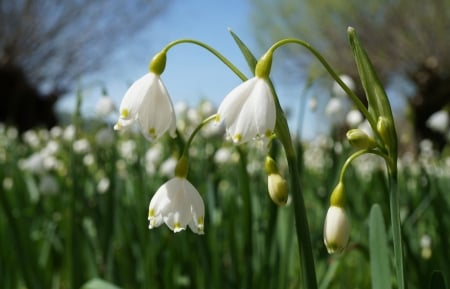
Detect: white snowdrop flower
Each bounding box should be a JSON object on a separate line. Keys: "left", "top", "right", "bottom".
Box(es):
{"left": 216, "top": 77, "right": 276, "bottom": 144}
{"left": 325, "top": 97, "right": 345, "bottom": 119}
{"left": 187, "top": 107, "right": 201, "bottom": 125}
{"left": 346, "top": 109, "right": 364, "bottom": 128}
{"left": 83, "top": 154, "right": 95, "bottom": 167}
{"left": 148, "top": 177, "right": 205, "bottom": 234}
{"left": 426, "top": 110, "right": 449, "bottom": 134}
{"left": 20, "top": 152, "right": 46, "bottom": 174}
{"left": 213, "top": 147, "right": 234, "bottom": 164}
{"left": 73, "top": 138, "right": 90, "bottom": 154}
{"left": 63, "top": 125, "right": 76, "bottom": 141}
{"left": 118, "top": 140, "right": 137, "bottom": 163}
{"left": 3, "top": 177, "right": 13, "bottom": 190}
{"left": 50, "top": 126, "right": 63, "bottom": 139}
{"left": 43, "top": 140, "right": 60, "bottom": 155}
{"left": 324, "top": 206, "right": 350, "bottom": 254}
{"left": 145, "top": 144, "right": 163, "bottom": 165}
{"left": 95, "top": 95, "right": 116, "bottom": 117}
{"left": 97, "top": 177, "right": 110, "bottom": 194}
{"left": 175, "top": 101, "right": 189, "bottom": 116}
{"left": 114, "top": 72, "right": 176, "bottom": 141}
{"left": 160, "top": 157, "right": 178, "bottom": 178}
{"left": 332, "top": 74, "right": 355, "bottom": 97}
{"left": 200, "top": 100, "right": 216, "bottom": 117}
{"left": 23, "top": 130, "right": 40, "bottom": 148}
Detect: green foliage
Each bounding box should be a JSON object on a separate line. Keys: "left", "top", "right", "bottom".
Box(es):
{"left": 0, "top": 96, "right": 449, "bottom": 288}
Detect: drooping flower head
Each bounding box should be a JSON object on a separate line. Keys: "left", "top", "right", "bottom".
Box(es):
{"left": 323, "top": 182, "right": 350, "bottom": 254}
{"left": 215, "top": 50, "right": 276, "bottom": 145}
{"left": 148, "top": 157, "right": 205, "bottom": 234}
{"left": 216, "top": 77, "right": 276, "bottom": 144}
{"left": 148, "top": 177, "right": 205, "bottom": 234}
{"left": 114, "top": 51, "right": 176, "bottom": 141}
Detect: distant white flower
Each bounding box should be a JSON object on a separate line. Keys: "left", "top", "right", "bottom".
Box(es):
{"left": 148, "top": 177, "right": 205, "bottom": 234}
{"left": 73, "top": 138, "right": 90, "bottom": 154}
{"left": 426, "top": 110, "right": 449, "bottom": 134}
{"left": 325, "top": 97, "right": 345, "bottom": 118}
{"left": 216, "top": 77, "right": 276, "bottom": 144}
{"left": 63, "top": 125, "right": 76, "bottom": 141}
{"left": 95, "top": 96, "right": 116, "bottom": 117}
{"left": 346, "top": 109, "right": 364, "bottom": 128}
{"left": 213, "top": 147, "right": 234, "bottom": 164}
{"left": 97, "top": 177, "right": 110, "bottom": 194}
{"left": 332, "top": 74, "right": 355, "bottom": 97}
{"left": 114, "top": 72, "right": 176, "bottom": 141}
{"left": 324, "top": 206, "right": 350, "bottom": 254}
{"left": 160, "top": 157, "right": 177, "bottom": 177}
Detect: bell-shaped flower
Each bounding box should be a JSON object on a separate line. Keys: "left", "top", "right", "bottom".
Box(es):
{"left": 323, "top": 206, "right": 350, "bottom": 254}
{"left": 216, "top": 77, "right": 276, "bottom": 144}
{"left": 114, "top": 72, "right": 176, "bottom": 141}
{"left": 148, "top": 177, "right": 205, "bottom": 234}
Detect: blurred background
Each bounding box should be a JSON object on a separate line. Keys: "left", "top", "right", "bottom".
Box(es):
{"left": 1, "top": 0, "right": 449, "bottom": 288}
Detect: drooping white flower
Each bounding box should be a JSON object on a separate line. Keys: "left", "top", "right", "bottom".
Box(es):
{"left": 114, "top": 72, "right": 176, "bottom": 141}
{"left": 426, "top": 109, "right": 449, "bottom": 134}
{"left": 216, "top": 77, "right": 276, "bottom": 144}
{"left": 148, "top": 177, "right": 205, "bottom": 234}
{"left": 324, "top": 206, "right": 350, "bottom": 254}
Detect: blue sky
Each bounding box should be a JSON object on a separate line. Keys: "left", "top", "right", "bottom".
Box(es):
{"left": 57, "top": 0, "right": 322, "bottom": 138}
{"left": 59, "top": 0, "right": 259, "bottom": 113}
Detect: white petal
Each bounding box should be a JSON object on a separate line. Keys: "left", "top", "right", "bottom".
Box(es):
{"left": 225, "top": 78, "right": 275, "bottom": 143}
{"left": 217, "top": 78, "right": 258, "bottom": 126}
{"left": 138, "top": 76, "right": 176, "bottom": 141}
{"left": 183, "top": 179, "right": 205, "bottom": 234}
{"left": 324, "top": 206, "right": 350, "bottom": 253}
{"left": 118, "top": 73, "right": 155, "bottom": 122}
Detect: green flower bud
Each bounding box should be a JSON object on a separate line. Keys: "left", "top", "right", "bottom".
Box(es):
{"left": 346, "top": 129, "right": 376, "bottom": 150}
{"left": 265, "top": 156, "right": 279, "bottom": 174}
{"left": 174, "top": 156, "right": 189, "bottom": 178}
{"left": 377, "top": 116, "right": 395, "bottom": 152}
{"left": 149, "top": 51, "right": 167, "bottom": 75}
{"left": 330, "top": 182, "right": 345, "bottom": 207}
{"left": 255, "top": 51, "right": 273, "bottom": 79}
{"left": 267, "top": 173, "right": 288, "bottom": 206}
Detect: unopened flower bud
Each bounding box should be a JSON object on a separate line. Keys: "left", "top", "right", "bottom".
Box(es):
{"left": 324, "top": 206, "right": 350, "bottom": 254}
{"left": 346, "top": 129, "right": 376, "bottom": 150}
{"left": 377, "top": 116, "right": 395, "bottom": 151}
{"left": 267, "top": 173, "right": 288, "bottom": 206}
{"left": 149, "top": 51, "right": 167, "bottom": 75}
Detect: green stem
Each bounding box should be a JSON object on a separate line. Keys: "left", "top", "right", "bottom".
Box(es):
{"left": 389, "top": 171, "right": 405, "bottom": 289}
{"left": 274, "top": 95, "right": 317, "bottom": 289}
{"left": 182, "top": 114, "right": 217, "bottom": 157}
{"left": 163, "top": 39, "right": 248, "bottom": 81}
{"left": 266, "top": 39, "right": 380, "bottom": 136}
{"left": 338, "top": 149, "right": 386, "bottom": 183}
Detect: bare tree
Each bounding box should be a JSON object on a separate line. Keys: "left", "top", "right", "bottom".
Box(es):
{"left": 250, "top": 0, "right": 450, "bottom": 151}
{"left": 0, "top": 0, "right": 170, "bottom": 131}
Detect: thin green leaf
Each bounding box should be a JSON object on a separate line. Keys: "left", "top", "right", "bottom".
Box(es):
{"left": 369, "top": 204, "right": 391, "bottom": 289}
{"left": 347, "top": 27, "right": 397, "bottom": 160}
{"left": 228, "top": 29, "right": 257, "bottom": 74}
